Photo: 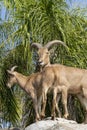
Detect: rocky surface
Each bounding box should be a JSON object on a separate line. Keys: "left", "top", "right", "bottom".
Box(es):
{"left": 25, "top": 117, "right": 87, "bottom": 130}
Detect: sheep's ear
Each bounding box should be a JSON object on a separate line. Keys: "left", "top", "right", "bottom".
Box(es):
{"left": 7, "top": 70, "right": 14, "bottom": 75}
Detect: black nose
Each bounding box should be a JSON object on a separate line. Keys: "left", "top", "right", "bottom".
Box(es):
{"left": 38, "top": 61, "right": 42, "bottom": 65}
{"left": 39, "top": 61, "right": 42, "bottom": 64}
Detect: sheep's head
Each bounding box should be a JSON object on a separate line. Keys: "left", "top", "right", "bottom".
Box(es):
{"left": 6, "top": 66, "right": 18, "bottom": 88}
{"left": 31, "top": 40, "right": 67, "bottom": 67}
{"left": 37, "top": 47, "right": 50, "bottom": 67}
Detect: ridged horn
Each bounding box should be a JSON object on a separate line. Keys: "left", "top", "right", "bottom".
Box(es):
{"left": 11, "top": 66, "right": 18, "bottom": 71}
{"left": 45, "top": 40, "right": 67, "bottom": 50}
{"left": 31, "top": 43, "right": 42, "bottom": 50}
{"left": 7, "top": 70, "right": 13, "bottom": 75}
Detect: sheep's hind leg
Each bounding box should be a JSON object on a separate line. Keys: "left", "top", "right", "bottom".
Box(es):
{"left": 32, "top": 97, "right": 40, "bottom": 121}
{"left": 77, "top": 88, "right": 87, "bottom": 124}
{"left": 62, "top": 87, "right": 69, "bottom": 119}
{"left": 51, "top": 88, "right": 58, "bottom": 120}
{"left": 41, "top": 88, "right": 48, "bottom": 119}
{"left": 56, "top": 93, "right": 61, "bottom": 118}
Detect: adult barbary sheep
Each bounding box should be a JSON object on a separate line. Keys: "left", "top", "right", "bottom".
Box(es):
{"left": 6, "top": 66, "right": 61, "bottom": 121}
{"left": 7, "top": 66, "right": 43, "bottom": 121}
{"left": 31, "top": 40, "right": 68, "bottom": 118}
{"left": 31, "top": 40, "right": 67, "bottom": 117}
{"left": 31, "top": 40, "right": 87, "bottom": 123}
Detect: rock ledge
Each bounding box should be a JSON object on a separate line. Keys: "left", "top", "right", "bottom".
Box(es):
{"left": 25, "top": 117, "right": 87, "bottom": 130}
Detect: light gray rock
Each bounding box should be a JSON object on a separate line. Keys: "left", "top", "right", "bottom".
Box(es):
{"left": 25, "top": 117, "right": 87, "bottom": 130}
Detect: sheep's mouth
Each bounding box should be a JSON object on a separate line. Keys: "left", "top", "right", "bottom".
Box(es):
{"left": 6, "top": 83, "right": 12, "bottom": 88}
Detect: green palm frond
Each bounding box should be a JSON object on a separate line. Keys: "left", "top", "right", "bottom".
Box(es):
{"left": 0, "top": 0, "right": 87, "bottom": 127}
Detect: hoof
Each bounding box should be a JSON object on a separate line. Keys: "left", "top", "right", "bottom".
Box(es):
{"left": 35, "top": 119, "right": 40, "bottom": 122}
{"left": 51, "top": 115, "right": 56, "bottom": 120}
{"left": 63, "top": 114, "right": 69, "bottom": 119}
{"left": 35, "top": 117, "right": 41, "bottom": 122}
{"left": 51, "top": 116, "right": 55, "bottom": 120}
{"left": 40, "top": 114, "right": 45, "bottom": 119}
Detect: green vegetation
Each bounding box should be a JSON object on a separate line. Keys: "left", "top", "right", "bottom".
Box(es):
{"left": 0, "top": 0, "right": 87, "bottom": 128}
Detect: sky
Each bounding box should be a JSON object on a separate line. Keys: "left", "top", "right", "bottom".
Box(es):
{"left": 66, "top": 0, "right": 87, "bottom": 8}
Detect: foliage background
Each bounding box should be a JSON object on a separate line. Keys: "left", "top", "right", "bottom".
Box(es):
{"left": 0, "top": 0, "right": 87, "bottom": 128}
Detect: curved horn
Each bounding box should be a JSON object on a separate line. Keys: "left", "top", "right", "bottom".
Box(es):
{"left": 11, "top": 66, "right": 18, "bottom": 71}
{"left": 31, "top": 43, "right": 42, "bottom": 50}
{"left": 7, "top": 70, "right": 14, "bottom": 75}
{"left": 45, "top": 40, "right": 67, "bottom": 50}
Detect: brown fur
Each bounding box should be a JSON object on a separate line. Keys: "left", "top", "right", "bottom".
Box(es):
{"left": 31, "top": 40, "right": 87, "bottom": 123}
{"left": 7, "top": 64, "right": 87, "bottom": 123}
